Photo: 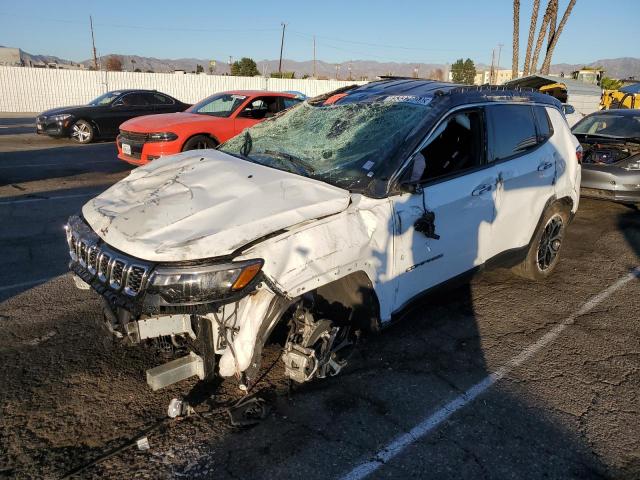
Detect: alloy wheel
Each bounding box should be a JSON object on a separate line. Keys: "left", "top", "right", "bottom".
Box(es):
{"left": 536, "top": 215, "right": 564, "bottom": 271}
{"left": 71, "top": 123, "right": 91, "bottom": 142}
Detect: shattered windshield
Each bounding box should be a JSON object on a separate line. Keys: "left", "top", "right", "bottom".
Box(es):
{"left": 218, "top": 100, "right": 430, "bottom": 192}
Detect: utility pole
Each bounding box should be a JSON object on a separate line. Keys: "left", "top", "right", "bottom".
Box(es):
{"left": 335, "top": 64, "right": 340, "bottom": 80}
{"left": 348, "top": 61, "right": 352, "bottom": 81}
{"left": 496, "top": 43, "right": 504, "bottom": 84}
{"left": 89, "top": 15, "right": 98, "bottom": 70}
{"left": 228, "top": 56, "right": 233, "bottom": 75}
{"left": 278, "top": 22, "right": 286, "bottom": 75}
{"left": 313, "top": 35, "right": 317, "bottom": 78}
{"left": 489, "top": 48, "right": 496, "bottom": 85}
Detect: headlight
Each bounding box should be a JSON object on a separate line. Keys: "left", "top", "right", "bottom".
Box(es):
{"left": 52, "top": 114, "right": 73, "bottom": 122}
{"left": 147, "top": 259, "right": 263, "bottom": 304}
{"left": 147, "top": 132, "right": 178, "bottom": 142}
{"left": 621, "top": 158, "right": 640, "bottom": 171}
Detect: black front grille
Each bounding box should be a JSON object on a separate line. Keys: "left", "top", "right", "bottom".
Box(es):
{"left": 120, "top": 130, "right": 149, "bottom": 142}
{"left": 98, "top": 253, "right": 111, "bottom": 282}
{"left": 110, "top": 260, "right": 126, "bottom": 289}
{"left": 126, "top": 266, "right": 146, "bottom": 294}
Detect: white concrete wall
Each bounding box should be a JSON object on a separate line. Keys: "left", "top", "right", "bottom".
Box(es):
{"left": 0, "top": 66, "right": 367, "bottom": 112}
{"left": 567, "top": 94, "right": 601, "bottom": 117}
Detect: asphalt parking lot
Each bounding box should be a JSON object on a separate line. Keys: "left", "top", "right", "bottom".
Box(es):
{"left": 0, "top": 117, "right": 639, "bottom": 480}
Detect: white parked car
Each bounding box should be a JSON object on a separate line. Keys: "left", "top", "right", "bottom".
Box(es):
{"left": 66, "top": 80, "right": 581, "bottom": 392}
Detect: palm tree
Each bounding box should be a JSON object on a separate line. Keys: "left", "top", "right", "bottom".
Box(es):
{"left": 522, "top": 0, "right": 540, "bottom": 75}
{"left": 541, "top": 0, "right": 577, "bottom": 74}
{"left": 512, "top": 0, "right": 520, "bottom": 79}
{"left": 530, "top": 0, "right": 555, "bottom": 74}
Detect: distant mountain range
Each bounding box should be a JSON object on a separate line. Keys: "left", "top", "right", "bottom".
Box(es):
{"left": 9, "top": 47, "right": 640, "bottom": 81}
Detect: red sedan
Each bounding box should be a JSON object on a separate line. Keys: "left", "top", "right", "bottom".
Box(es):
{"left": 117, "top": 91, "right": 301, "bottom": 165}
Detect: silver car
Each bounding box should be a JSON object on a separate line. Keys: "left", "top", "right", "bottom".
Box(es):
{"left": 572, "top": 109, "right": 640, "bottom": 204}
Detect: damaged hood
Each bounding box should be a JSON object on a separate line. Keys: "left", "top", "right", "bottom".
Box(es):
{"left": 82, "top": 150, "right": 351, "bottom": 262}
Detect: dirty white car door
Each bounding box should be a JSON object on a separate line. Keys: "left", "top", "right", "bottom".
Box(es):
{"left": 485, "top": 104, "right": 557, "bottom": 256}
{"left": 392, "top": 108, "right": 496, "bottom": 311}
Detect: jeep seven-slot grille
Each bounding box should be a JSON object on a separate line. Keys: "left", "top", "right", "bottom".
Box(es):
{"left": 66, "top": 229, "right": 150, "bottom": 296}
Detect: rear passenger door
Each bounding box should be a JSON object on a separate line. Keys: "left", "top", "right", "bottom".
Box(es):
{"left": 485, "top": 104, "right": 557, "bottom": 259}
{"left": 142, "top": 92, "right": 177, "bottom": 114}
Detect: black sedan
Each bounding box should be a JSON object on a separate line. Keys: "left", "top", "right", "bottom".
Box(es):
{"left": 572, "top": 109, "right": 640, "bottom": 205}
{"left": 36, "top": 90, "right": 189, "bottom": 144}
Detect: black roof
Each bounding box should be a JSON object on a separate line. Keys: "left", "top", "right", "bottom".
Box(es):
{"left": 587, "top": 108, "right": 640, "bottom": 116}
{"left": 337, "top": 79, "right": 561, "bottom": 109}
{"left": 106, "top": 89, "right": 159, "bottom": 94}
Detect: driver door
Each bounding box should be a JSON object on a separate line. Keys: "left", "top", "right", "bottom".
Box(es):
{"left": 233, "top": 96, "right": 279, "bottom": 135}
{"left": 392, "top": 108, "right": 497, "bottom": 311}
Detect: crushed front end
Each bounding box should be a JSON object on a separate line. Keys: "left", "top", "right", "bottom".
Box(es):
{"left": 65, "top": 214, "right": 279, "bottom": 391}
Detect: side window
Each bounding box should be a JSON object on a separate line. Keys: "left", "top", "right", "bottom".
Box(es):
{"left": 412, "top": 110, "right": 484, "bottom": 183}
{"left": 532, "top": 105, "right": 553, "bottom": 141}
{"left": 487, "top": 105, "right": 538, "bottom": 162}
{"left": 283, "top": 98, "right": 301, "bottom": 109}
{"left": 119, "top": 93, "right": 148, "bottom": 106}
{"left": 144, "top": 92, "right": 174, "bottom": 105}
{"left": 241, "top": 97, "right": 280, "bottom": 118}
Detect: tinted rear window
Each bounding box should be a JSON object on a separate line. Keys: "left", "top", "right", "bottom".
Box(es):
{"left": 532, "top": 105, "right": 553, "bottom": 140}
{"left": 487, "top": 105, "right": 538, "bottom": 162}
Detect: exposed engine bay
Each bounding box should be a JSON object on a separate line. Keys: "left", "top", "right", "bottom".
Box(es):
{"left": 580, "top": 141, "right": 638, "bottom": 165}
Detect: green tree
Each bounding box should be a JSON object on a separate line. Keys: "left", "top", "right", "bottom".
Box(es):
{"left": 463, "top": 58, "right": 476, "bottom": 85}
{"left": 450, "top": 59, "right": 465, "bottom": 83}
{"left": 451, "top": 58, "right": 476, "bottom": 85}
{"left": 600, "top": 77, "right": 622, "bottom": 90}
{"left": 196, "top": 64, "right": 204, "bottom": 74}
{"left": 270, "top": 71, "right": 295, "bottom": 79}
{"left": 231, "top": 57, "right": 260, "bottom": 76}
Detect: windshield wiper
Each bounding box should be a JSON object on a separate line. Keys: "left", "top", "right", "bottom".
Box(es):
{"left": 263, "top": 150, "right": 315, "bottom": 175}
{"left": 240, "top": 130, "right": 253, "bottom": 157}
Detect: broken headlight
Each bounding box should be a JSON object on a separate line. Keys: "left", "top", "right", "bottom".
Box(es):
{"left": 146, "top": 259, "right": 263, "bottom": 304}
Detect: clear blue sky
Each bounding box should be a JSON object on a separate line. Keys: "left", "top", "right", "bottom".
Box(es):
{"left": 1, "top": 0, "right": 638, "bottom": 66}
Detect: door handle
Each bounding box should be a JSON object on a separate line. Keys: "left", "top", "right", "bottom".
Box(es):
{"left": 537, "top": 161, "right": 554, "bottom": 171}
{"left": 472, "top": 184, "right": 492, "bottom": 196}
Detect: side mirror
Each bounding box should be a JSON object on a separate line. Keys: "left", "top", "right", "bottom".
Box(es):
{"left": 563, "top": 104, "right": 575, "bottom": 115}
{"left": 398, "top": 180, "right": 422, "bottom": 194}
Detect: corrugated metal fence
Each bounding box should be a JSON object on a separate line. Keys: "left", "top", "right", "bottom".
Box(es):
{"left": 0, "top": 66, "right": 367, "bottom": 112}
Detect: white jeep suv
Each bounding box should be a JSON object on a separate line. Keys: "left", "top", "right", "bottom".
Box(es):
{"left": 66, "top": 80, "right": 581, "bottom": 391}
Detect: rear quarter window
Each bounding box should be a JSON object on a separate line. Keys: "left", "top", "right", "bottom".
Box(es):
{"left": 487, "top": 104, "right": 538, "bottom": 162}
{"left": 532, "top": 105, "right": 553, "bottom": 140}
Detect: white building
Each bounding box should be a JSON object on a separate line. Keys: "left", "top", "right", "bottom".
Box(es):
{"left": 0, "top": 47, "right": 23, "bottom": 66}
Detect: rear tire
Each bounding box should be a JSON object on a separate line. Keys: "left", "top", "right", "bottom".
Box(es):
{"left": 182, "top": 135, "right": 217, "bottom": 151}
{"left": 512, "top": 203, "right": 570, "bottom": 281}
{"left": 71, "top": 119, "right": 94, "bottom": 144}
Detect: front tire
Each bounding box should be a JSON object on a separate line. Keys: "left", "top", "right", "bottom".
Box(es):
{"left": 182, "top": 135, "right": 217, "bottom": 151}
{"left": 71, "top": 120, "right": 95, "bottom": 144}
{"left": 512, "top": 203, "right": 570, "bottom": 281}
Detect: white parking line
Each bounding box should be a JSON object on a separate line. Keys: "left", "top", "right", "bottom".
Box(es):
{"left": 0, "top": 192, "right": 96, "bottom": 205}
{"left": 340, "top": 267, "right": 640, "bottom": 480}
{"left": 0, "top": 277, "right": 54, "bottom": 293}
